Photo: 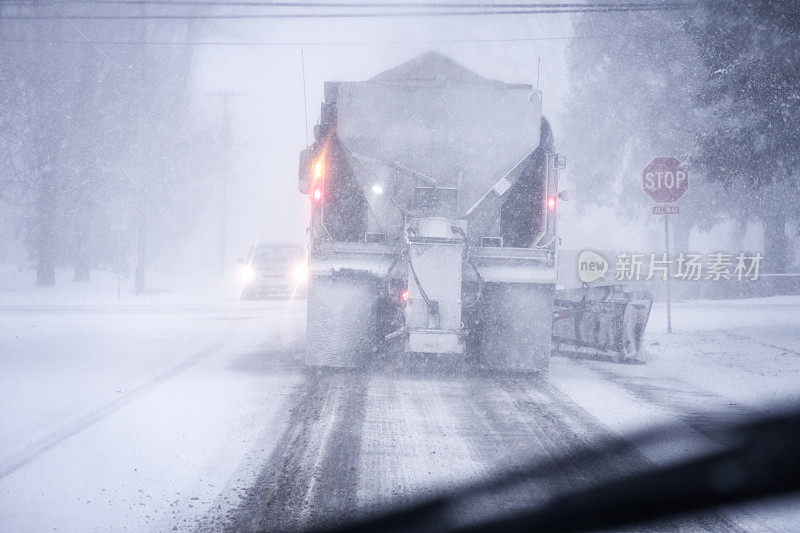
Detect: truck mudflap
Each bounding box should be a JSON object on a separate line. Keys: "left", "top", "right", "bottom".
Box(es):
{"left": 552, "top": 285, "right": 653, "bottom": 362}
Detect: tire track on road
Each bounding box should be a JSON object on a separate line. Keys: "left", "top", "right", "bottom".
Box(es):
{"left": 228, "top": 370, "right": 368, "bottom": 532}
{"left": 447, "top": 376, "right": 646, "bottom": 527}
{"left": 551, "top": 359, "right": 762, "bottom": 531}
{"left": 567, "top": 357, "right": 754, "bottom": 441}
{"left": 724, "top": 330, "right": 800, "bottom": 358}
{"left": 303, "top": 372, "right": 368, "bottom": 529}
{"left": 521, "top": 378, "right": 746, "bottom": 533}
{"left": 528, "top": 381, "right": 746, "bottom": 533}
{"left": 450, "top": 375, "right": 742, "bottom": 532}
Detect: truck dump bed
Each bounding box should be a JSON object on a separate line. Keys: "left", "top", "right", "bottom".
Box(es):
{"left": 331, "top": 52, "right": 542, "bottom": 236}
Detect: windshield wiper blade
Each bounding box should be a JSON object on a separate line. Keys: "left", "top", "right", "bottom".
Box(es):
{"left": 311, "top": 408, "right": 800, "bottom": 533}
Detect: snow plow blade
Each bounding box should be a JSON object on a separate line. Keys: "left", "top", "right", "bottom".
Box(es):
{"left": 552, "top": 285, "right": 653, "bottom": 362}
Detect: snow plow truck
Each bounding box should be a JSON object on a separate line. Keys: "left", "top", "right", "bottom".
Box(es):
{"left": 298, "top": 52, "right": 651, "bottom": 371}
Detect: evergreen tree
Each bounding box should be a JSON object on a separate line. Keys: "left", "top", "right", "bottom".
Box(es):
{"left": 690, "top": 0, "right": 800, "bottom": 273}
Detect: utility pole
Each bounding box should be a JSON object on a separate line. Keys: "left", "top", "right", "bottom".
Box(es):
{"left": 301, "top": 50, "right": 309, "bottom": 146}
{"left": 134, "top": 1, "right": 148, "bottom": 295}
{"left": 206, "top": 91, "right": 245, "bottom": 275}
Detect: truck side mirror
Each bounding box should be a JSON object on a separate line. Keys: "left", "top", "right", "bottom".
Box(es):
{"left": 558, "top": 190, "right": 572, "bottom": 202}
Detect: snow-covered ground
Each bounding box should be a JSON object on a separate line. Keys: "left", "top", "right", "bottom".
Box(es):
{"left": 549, "top": 298, "right": 800, "bottom": 531}
{"left": 0, "top": 269, "right": 307, "bottom": 531}
{"left": 1, "top": 269, "right": 799, "bottom": 531}
{"left": 0, "top": 265, "right": 242, "bottom": 307}
{"left": 555, "top": 297, "right": 800, "bottom": 433}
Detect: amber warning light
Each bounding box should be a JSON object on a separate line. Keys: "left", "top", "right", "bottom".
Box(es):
{"left": 310, "top": 158, "right": 325, "bottom": 203}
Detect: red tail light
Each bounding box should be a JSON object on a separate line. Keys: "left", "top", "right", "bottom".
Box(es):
{"left": 547, "top": 195, "right": 557, "bottom": 211}
{"left": 312, "top": 187, "right": 323, "bottom": 202}
{"left": 401, "top": 289, "right": 410, "bottom": 302}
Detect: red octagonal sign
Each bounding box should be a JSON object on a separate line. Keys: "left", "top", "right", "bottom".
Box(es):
{"left": 642, "top": 157, "right": 689, "bottom": 204}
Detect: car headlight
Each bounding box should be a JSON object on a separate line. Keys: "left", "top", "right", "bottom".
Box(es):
{"left": 240, "top": 265, "right": 255, "bottom": 283}
{"left": 293, "top": 262, "right": 308, "bottom": 282}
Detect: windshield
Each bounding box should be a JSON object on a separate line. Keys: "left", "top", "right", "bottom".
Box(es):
{"left": 251, "top": 245, "right": 304, "bottom": 264}
{"left": 1, "top": 2, "right": 799, "bottom": 532}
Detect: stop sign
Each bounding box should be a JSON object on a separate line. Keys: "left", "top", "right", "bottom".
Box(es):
{"left": 642, "top": 157, "right": 688, "bottom": 203}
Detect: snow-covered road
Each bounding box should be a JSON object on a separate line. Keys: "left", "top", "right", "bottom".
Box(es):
{"left": 0, "top": 301, "right": 306, "bottom": 531}
{"left": 1, "top": 296, "right": 799, "bottom": 531}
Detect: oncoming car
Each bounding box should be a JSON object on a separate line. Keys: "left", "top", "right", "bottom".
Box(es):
{"left": 238, "top": 243, "right": 308, "bottom": 300}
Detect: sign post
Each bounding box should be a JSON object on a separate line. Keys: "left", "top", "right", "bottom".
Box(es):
{"left": 663, "top": 213, "right": 672, "bottom": 333}
{"left": 643, "top": 157, "right": 689, "bottom": 334}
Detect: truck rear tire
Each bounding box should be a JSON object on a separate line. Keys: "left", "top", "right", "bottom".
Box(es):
{"left": 305, "top": 272, "right": 379, "bottom": 369}
{"left": 476, "top": 282, "right": 554, "bottom": 374}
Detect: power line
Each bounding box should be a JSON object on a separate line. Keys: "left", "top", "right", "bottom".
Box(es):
{"left": 53, "top": 1, "right": 128, "bottom": 70}
{"left": 0, "top": 1, "right": 695, "bottom": 7}
{"left": 0, "top": 33, "right": 662, "bottom": 46}
{"left": 0, "top": 6, "right": 699, "bottom": 20}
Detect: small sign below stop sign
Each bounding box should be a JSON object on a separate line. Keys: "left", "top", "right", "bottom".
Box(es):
{"left": 642, "top": 157, "right": 689, "bottom": 204}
